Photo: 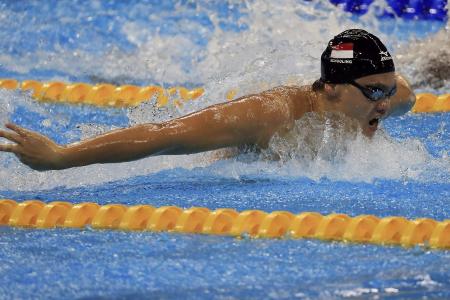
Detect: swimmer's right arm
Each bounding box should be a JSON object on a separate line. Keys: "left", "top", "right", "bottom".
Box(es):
{"left": 0, "top": 94, "right": 289, "bottom": 171}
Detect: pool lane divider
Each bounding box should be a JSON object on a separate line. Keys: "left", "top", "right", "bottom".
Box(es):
{"left": 0, "top": 79, "right": 205, "bottom": 108}
{"left": 0, "top": 78, "right": 449, "bottom": 113}
{"left": 0, "top": 199, "right": 448, "bottom": 250}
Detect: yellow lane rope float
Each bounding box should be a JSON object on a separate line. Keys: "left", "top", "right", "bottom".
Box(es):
{"left": 0, "top": 79, "right": 205, "bottom": 108}
{"left": 0, "top": 199, "right": 448, "bottom": 249}
{"left": 411, "top": 93, "right": 450, "bottom": 113}
{"left": 0, "top": 78, "right": 449, "bottom": 112}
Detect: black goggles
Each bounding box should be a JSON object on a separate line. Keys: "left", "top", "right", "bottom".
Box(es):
{"left": 349, "top": 80, "right": 397, "bottom": 101}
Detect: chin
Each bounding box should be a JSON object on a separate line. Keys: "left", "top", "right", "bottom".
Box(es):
{"left": 362, "top": 119, "right": 380, "bottom": 138}
{"left": 362, "top": 127, "right": 377, "bottom": 138}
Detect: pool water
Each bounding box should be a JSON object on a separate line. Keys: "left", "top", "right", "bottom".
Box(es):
{"left": 0, "top": 1, "right": 449, "bottom": 299}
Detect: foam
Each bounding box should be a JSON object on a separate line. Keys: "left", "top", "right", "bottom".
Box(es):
{"left": 396, "top": 20, "right": 450, "bottom": 93}
{"left": 204, "top": 113, "right": 449, "bottom": 184}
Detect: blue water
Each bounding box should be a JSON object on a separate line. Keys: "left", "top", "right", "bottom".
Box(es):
{"left": 0, "top": 1, "right": 449, "bottom": 299}
{"left": 1, "top": 227, "right": 449, "bottom": 299}
{"left": 330, "top": 0, "right": 448, "bottom": 20}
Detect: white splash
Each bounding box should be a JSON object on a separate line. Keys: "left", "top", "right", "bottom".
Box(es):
{"left": 396, "top": 19, "right": 450, "bottom": 93}
{"left": 204, "top": 113, "right": 448, "bottom": 184}
{"left": 335, "top": 287, "right": 379, "bottom": 297}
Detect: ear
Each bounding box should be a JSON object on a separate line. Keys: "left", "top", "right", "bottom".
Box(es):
{"left": 323, "top": 83, "right": 341, "bottom": 101}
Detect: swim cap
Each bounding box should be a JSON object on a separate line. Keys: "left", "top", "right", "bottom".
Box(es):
{"left": 320, "top": 29, "right": 395, "bottom": 84}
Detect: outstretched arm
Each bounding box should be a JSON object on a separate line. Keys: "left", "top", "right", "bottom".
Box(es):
{"left": 0, "top": 92, "right": 291, "bottom": 171}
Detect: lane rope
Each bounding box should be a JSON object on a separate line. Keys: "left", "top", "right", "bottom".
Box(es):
{"left": 411, "top": 93, "right": 450, "bottom": 113}
{"left": 0, "top": 78, "right": 449, "bottom": 112}
{"left": 0, "top": 79, "right": 205, "bottom": 108}
{"left": 0, "top": 199, "right": 448, "bottom": 249}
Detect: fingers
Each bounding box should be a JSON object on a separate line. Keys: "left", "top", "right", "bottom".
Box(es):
{"left": 0, "top": 143, "right": 19, "bottom": 153}
{"left": 0, "top": 129, "right": 23, "bottom": 144}
{"left": 5, "top": 123, "right": 30, "bottom": 137}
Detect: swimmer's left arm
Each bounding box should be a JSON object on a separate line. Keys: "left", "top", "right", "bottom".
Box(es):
{"left": 389, "top": 74, "right": 416, "bottom": 116}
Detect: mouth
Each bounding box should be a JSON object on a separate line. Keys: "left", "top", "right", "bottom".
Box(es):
{"left": 368, "top": 118, "right": 379, "bottom": 131}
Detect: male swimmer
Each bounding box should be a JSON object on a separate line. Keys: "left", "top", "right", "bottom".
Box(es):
{"left": 0, "top": 29, "right": 415, "bottom": 171}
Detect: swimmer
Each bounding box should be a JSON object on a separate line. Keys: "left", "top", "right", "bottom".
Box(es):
{"left": 0, "top": 29, "right": 415, "bottom": 171}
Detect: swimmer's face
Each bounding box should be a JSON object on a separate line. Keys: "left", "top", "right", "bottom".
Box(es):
{"left": 331, "top": 72, "right": 396, "bottom": 137}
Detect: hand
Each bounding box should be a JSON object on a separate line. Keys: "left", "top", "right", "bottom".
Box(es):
{"left": 0, "top": 123, "right": 67, "bottom": 171}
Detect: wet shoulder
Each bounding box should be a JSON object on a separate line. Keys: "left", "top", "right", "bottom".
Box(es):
{"left": 265, "top": 85, "right": 314, "bottom": 119}
{"left": 256, "top": 85, "right": 307, "bottom": 120}
{"left": 394, "top": 73, "right": 415, "bottom": 101}
{"left": 389, "top": 74, "right": 416, "bottom": 116}
{"left": 260, "top": 85, "right": 305, "bottom": 97}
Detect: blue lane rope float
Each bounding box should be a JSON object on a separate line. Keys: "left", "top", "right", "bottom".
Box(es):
{"left": 0, "top": 78, "right": 449, "bottom": 112}
{"left": 0, "top": 200, "right": 449, "bottom": 249}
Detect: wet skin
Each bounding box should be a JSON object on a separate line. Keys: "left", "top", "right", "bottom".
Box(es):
{"left": 0, "top": 72, "right": 415, "bottom": 171}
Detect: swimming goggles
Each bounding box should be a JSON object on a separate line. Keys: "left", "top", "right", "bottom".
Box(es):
{"left": 349, "top": 80, "right": 397, "bottom": 101}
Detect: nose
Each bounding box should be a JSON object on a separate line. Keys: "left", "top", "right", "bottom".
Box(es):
{"left": 376, "top": 106, "right": 386, "bottom": 115}
{"left": 375, "top": 99, "right": 389, "bottom": 115}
